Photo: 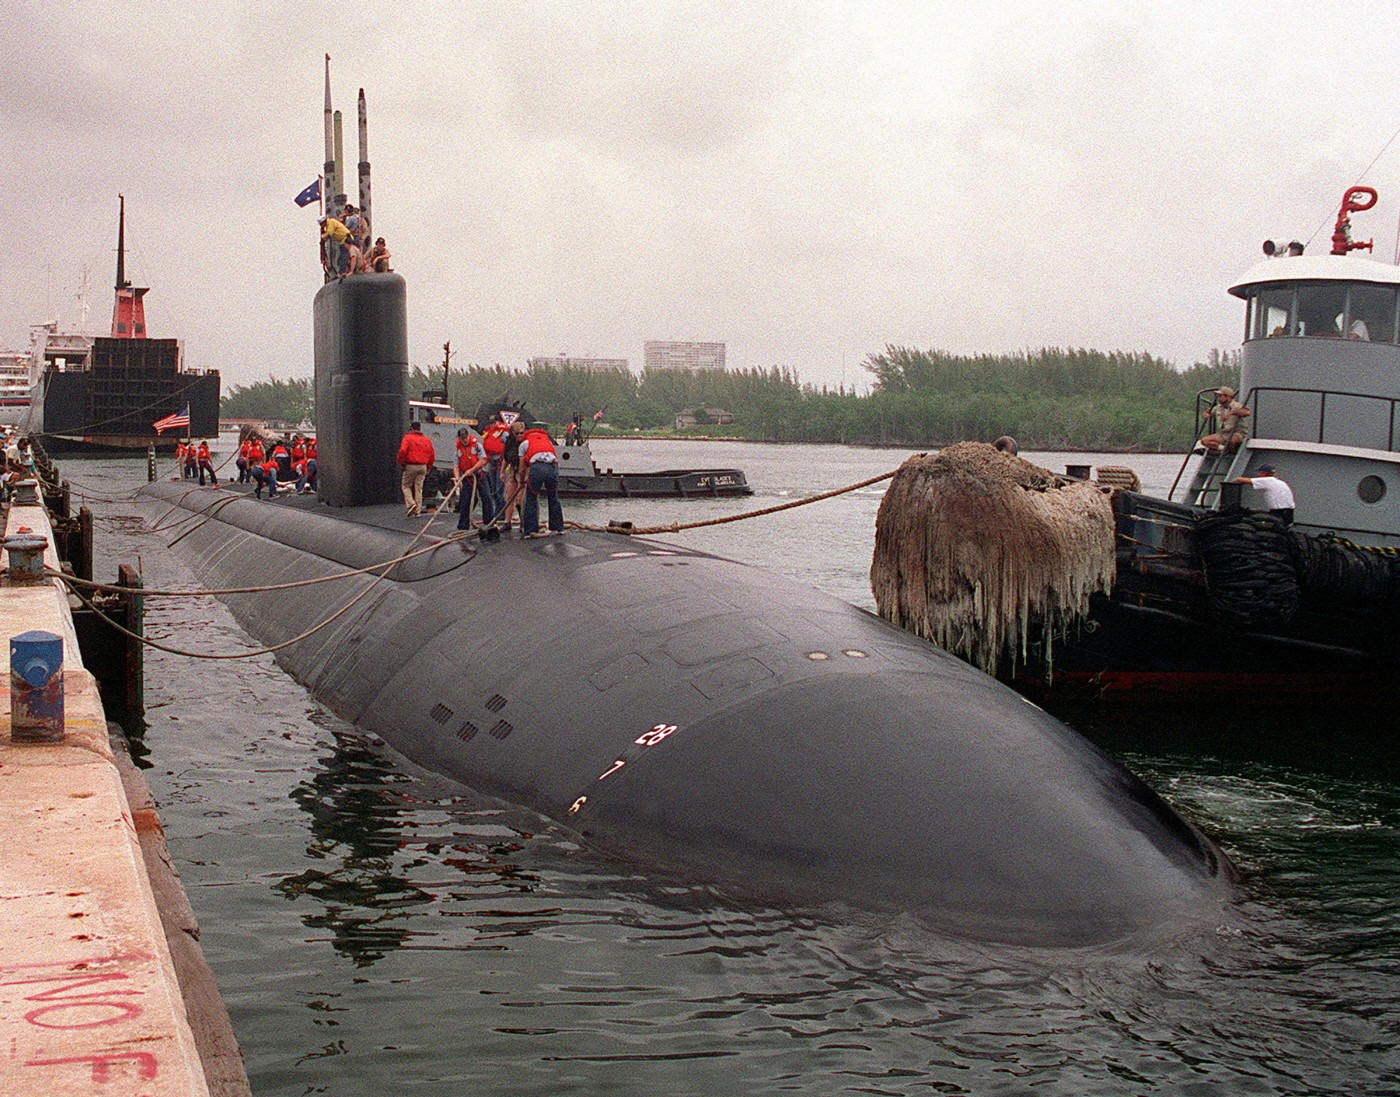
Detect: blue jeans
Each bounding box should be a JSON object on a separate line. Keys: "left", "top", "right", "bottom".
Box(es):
{"left": 457, "top": 471, "right": 496, "bottom": 530}
{"left": 486, "top": 460, "right": 505, "bottom": 517}
{"left": 523, "top": 461, "right": 562, "bottom": 534}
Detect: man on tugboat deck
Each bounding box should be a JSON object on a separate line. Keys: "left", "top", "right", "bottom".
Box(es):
{"left": 1201, "top": 386, "right": 1250, "bottom": 455}
{"left": 1230, "top": 464, "right": 1294, "bottom": 526}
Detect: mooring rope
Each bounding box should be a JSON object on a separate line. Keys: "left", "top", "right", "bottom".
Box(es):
{"left": 32, "top": 465, "right": 895, "bottom": 659}
{"left": 41, "top": 465, "right": 480, "bottom": 660}
{"left": 566, "top": 469, "right": 896, "bottom": 535}
{"left": 45, "top": 534, "right": 469, "bottom": 597}
{"left": 60, "top": 556, "right": 397, "bottom": 661}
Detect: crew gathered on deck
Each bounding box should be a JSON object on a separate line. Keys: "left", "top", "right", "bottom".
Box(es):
{"left": 318, "top": 209, "right": 389, "bottom": 281}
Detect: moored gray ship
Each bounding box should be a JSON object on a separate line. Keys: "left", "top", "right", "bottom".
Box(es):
{"left": 21, "top": 196, "right": 220, "bottom": 453}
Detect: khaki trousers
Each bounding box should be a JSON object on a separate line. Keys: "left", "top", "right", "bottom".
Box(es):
{"left": 401, "top": 463, "right": 428, "bottom": 514}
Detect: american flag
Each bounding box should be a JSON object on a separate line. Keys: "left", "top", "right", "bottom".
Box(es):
{"left": 153, "top": 404, "right": 191, "bottom": 434}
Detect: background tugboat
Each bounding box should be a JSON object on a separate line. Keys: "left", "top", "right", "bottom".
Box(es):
{"left": 876, "top": 185, "right": 1400, "bottom": 704}
{"left": 413, "top": 393, "right": 753, "bottom": 501}
{"left": 552, "top": 412, "right": 752, "bottom": 499}
{"left": 21, "top": 195, "right": 220, "bottom": 452}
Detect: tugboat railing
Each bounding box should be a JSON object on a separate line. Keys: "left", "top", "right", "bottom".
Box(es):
{"left": 1249, "top": 385, "right": 1400, "bottom": 450}
{"left": 1168, "top": 388, "right": 1226, "bottom": 502}
{"left": 1170, "top": 384, "right": 1400, "bottom": 504}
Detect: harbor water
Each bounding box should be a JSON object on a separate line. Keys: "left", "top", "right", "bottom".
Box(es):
{"left": 66, "top": 438, "right": 1400, "bottom": 1095}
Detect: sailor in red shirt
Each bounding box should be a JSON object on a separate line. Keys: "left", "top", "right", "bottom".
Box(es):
{"left": 514, "top": 421, "right": 563, "bottom": 536}
{"left": 252, "top": 457, "right": 280, "bottom": 499}
{"left": 480, "top": 418, "right": 509, "bottom": 520}
{"left": 295, "top": 436, "right": 318, "bottom": 494}
{"left": 270, "top": 439, "right": 291, "bottom": 481}
{"left": 196, "top": 440, "right": 218, "bottom": 486}
{"left": 397, "top": 420, "right": 436, "bottom": 516}
{"left": 454, "top": 427, "right": 489, "bottom": 531}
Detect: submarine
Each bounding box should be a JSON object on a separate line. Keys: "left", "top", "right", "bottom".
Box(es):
{"left": 139, "top": 67, "right": 1233, "bottom": 947}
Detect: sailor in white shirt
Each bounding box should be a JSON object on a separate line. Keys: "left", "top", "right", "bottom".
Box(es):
{"left": 1230, "top": 464, "right": 1295, "bottom": 525}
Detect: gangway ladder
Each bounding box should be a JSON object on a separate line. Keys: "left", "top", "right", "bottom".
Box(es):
{"left": 1187, "top": 451, "right": 1234, "bottom": 509}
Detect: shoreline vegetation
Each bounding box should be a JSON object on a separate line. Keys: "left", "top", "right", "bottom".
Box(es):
{"left": 222, "top": 345, "right": 1240, "bottom": 452}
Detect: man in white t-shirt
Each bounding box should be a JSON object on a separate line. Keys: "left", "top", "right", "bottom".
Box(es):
{"left": 1230, "top": 464, "right": 1295, "bottom": 525}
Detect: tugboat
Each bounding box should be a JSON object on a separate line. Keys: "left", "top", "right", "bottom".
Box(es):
{"left": 21, "top": 196, "right": 220, "bottom": 452}
{"left": 876, "top": 186, "right": 1400, "bottom": 703}
{"left": 458, "top": 402, "right": 752, "bottom": 499}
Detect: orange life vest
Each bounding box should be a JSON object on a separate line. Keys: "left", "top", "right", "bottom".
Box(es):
{"left": 520, "top": 428, "right": 557, "bottom": 461}
{"left": 482, "top": 422, "right": 509, "bottom": 458}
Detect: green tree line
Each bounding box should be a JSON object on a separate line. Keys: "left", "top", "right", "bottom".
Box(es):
{"left": 221, "top": 346, "right": 1240, "bottom": 450}
{"left": 221, "top": 376, "right": 313, "bottom": 424}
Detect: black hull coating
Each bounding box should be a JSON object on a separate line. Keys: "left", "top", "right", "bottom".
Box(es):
{"left": 28, "top": 362, "right": 220, "bottom": 450}
{"left": 141, "top": 481, "right": 1232, "bottom": 945}
{"left": 1006, "top": 491, "right": 1400, "bottom": 702}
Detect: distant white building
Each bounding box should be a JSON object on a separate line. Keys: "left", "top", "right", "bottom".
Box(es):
{"left": 644, "top": 340, "right": 726, "bottom": 372}
{"left": 528, "top": 355, "right": 630, "bottom": 373}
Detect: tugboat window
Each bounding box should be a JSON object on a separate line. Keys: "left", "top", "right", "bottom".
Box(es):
{"left": 1358, "top": 475, "right": 1386, "bottom": 504}
{"left": 1295, "top": 283, "right": 1349, "bottom": 337}
{"left": 1251, "top": 287, "right": 1295, "bottom": 338}
{"left": 1346, "top": 284, "right": 1397, "bottom": 343}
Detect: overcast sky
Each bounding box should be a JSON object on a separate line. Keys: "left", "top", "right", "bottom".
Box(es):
{"left": 5, "top": 1, "right": 1400, "bottom": 393}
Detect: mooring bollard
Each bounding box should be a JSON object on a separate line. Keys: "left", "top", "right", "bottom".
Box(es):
{"left": 11, "top": 479, "right": 40, "bottom": 506}
{"left": 10, "top": 630, "right": 65, "bottom": 743}
{"left": 2, "top": 532, "right": 50, "bottom": 583}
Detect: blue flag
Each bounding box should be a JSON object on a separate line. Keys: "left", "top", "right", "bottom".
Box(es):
{"left": 293, "top": 177, "right": 322, "bottom": 208}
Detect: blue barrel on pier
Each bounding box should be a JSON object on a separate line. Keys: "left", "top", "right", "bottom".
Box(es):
{"left": 10, "top": 629, "right": 64, "bottom": 743}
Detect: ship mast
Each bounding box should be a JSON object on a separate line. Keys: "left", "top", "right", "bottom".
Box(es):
{"left": 115, "top": 195, "right": 128, "bottom": 291}
{"left": 110, "top": 194, "right": 149, "bottom": 339}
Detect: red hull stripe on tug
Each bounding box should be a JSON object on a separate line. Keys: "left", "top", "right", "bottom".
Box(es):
{"left": 1016, "top": 669, "right": 1375, "bottom": 699}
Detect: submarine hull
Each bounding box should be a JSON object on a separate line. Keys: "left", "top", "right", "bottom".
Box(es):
{"left": 141, "top": 481, "right": 1232, "bottom": 946}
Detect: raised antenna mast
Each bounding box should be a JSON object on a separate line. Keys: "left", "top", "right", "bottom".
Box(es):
{"left": 115, "top": 193, "right": 128, "bottom": 289}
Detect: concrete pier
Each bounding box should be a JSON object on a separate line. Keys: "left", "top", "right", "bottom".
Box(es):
{"left": 1, "top": 494, "right": 244, "bottom": 1094}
